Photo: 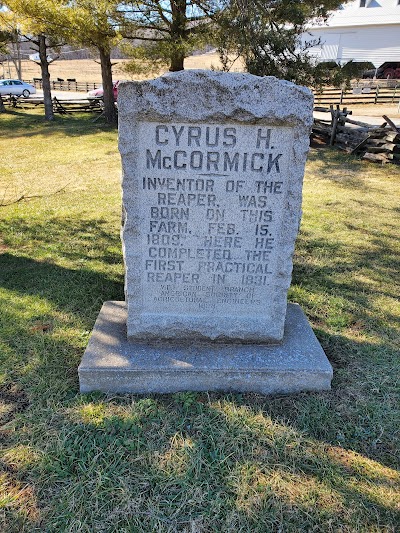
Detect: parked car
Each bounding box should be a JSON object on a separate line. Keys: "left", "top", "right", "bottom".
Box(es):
{"left": 87, "top": 81, "right": 120, "bottom": 101}
{"left": 0, "top": 79, "right": 36, "bottom": 97}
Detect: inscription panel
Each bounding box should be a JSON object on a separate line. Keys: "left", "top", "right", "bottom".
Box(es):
{"left": 137, "top": 122, "right": 293, "bottom": 317}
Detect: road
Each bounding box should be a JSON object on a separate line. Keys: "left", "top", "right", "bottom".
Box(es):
{"left": 314, "top": 110, "right": 400, "bottom": 128}
{"left": 35, "top": 89, "right": 89, "bottom": 100}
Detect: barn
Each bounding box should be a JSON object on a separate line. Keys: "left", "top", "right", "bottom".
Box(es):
{"left": 304, "top": 0, "right": 400, "bottom": 77}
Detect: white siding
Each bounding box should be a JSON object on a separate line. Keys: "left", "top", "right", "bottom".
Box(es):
{"left": 305, "top": 25, "right": 400, "bottom": 66}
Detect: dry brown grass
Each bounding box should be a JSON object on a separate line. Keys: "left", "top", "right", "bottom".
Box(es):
{"left": 7, "top": 57, "right": 398, "bottom": 120}
{"left": 7, "top": 53, "right": 244, "bottom": 83}
{"left": 349, "top": 103, "right": 400, "bottom": 117}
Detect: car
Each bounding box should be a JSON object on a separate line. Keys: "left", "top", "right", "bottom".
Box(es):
{"left": 87, "top": 81, "right": 120, "bottom": 101}
{"left": 0, "top": 79, "right": 36, "bottom": 97}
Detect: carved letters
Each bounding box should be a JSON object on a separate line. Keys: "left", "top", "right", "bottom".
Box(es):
{"left": 137, "top": 122, "right": 293, "bottom": 317}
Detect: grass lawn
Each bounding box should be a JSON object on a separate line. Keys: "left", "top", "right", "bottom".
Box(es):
{"left": 0, "top": 109, "right": 399, "bottom": 532}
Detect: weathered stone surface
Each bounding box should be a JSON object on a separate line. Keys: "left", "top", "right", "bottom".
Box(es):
{"left": 79, "top": 301, "right": 332, "bottom": 394}
{"left": 78, "top": 71, "right": 333, "bottom": 396}
{"left": 118, "top": 71, "right": 313, "bottom": 343}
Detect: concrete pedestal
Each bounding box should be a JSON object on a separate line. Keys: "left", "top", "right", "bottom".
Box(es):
{"left": 79, "top": 301, "right": 332, "bottom": 394}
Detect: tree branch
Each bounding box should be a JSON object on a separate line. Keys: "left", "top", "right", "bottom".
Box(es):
{"left": 0, "top": 182, "right": 71, "bottom": 207}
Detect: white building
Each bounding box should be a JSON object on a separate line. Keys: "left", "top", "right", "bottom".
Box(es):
{"left": 304, "top": 0, "right": 400, "bottom": 76}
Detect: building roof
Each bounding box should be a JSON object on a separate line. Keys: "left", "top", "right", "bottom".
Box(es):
{"left": 309, "top": 0, "right": 400, "bottom": 28}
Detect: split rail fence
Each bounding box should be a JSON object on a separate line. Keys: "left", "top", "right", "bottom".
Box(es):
{"left": 3, "top": 94, "right": 104, "bottom": 115}
{"left": 313, "top": 105, "right": 400, "bottom": 164}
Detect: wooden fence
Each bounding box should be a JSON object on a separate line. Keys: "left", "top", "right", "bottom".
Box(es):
{"left": 23, "top": 79, "right": 400, "bottom": 105}
{"left": 313, "top": 85, "right": 400, "bottom": 106}
{"left": 4, "top": 94, "right": 104, "bottom": 115}
{"left": 26, "top": 79, "right": 101, "bottom": 92}
{"left": 312, "top": 106, "right": 400, "bottom": 164}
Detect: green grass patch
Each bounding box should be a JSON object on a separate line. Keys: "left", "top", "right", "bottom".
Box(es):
{"left": 1, "top": 110, "right": 399, "bottom": 532}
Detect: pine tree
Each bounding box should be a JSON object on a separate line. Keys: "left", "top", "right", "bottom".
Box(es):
{"left": 215, "top": 0, "right": 351, "bottom": 87}
{"left": 119, "top": 0, "right": 219, "bottom": 75}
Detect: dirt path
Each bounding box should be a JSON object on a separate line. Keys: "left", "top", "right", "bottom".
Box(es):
{"left": 348, "top": 103, "right": 399, "bottom": 118}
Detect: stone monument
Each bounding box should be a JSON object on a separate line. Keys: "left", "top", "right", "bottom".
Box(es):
{"left": 79, "top": 71, "right": 333, "bottom": 394}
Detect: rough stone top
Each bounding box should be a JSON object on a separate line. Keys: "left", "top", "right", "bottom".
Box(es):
{"left": 118, "top": 70, "right": 313, "bottom": 128}
{"left": 118, "top": 70, "right": 313, "bottom": 342}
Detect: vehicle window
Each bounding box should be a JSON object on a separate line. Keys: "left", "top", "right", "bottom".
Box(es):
{"left": 13, "top": 81, "right": 23, "bottom": 85}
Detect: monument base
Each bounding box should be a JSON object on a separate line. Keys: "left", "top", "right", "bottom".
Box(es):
{"left": 79, "top": 302, "right": 333, "bottom": 394}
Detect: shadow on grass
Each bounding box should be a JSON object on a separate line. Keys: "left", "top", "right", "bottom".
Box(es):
{"left": 0, "top": 253, "right": 124, "bottom": 432}
{"left": 0, "top": 253, "right": 124, "bottom": 329}
{"left": 1, "top": 248, "right": 397, "bottom": 462}
{"left": 306, "top": 148, "right": 400, "bottom": 191}
{"left": 0, "top": 109, "right": 117, "bottom": 139}
{"left": 292, "top": 227, "right": 399, "bottom": 342}
{"left": 1, "top": 163, "right": 399, "bottom": 529}
{"left": 3, "top": 388, "right": 398, "bottom": 532}
{"left": 1, "top": 250, "right": 398, "bottom": 530}
{"left": 308, "top": 148, "right": 365, "bottom": 184}
{"left": 0, "top": 216, "right": 123, "bottom": 267}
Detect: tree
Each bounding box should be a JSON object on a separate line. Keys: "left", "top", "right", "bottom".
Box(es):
{"left": 215, "top": 0, "right": 348, "bottom": 87}
{"left": 0, "top": 10, "right": 23, "bottom": 78}
{"left": 0, "top": 31, "right": 5, "bottom": 111}
{"left": 1, "top": 0, "right": 69, "bottom": 120}
{"left": 0, "top": 29, "right": 7, "bottom": 110}
{"left": 310, "top": 60, "right": 374, "bottom": 90}
{"left": 7, "top": 26, "right": 23, "bottom": 79}
{"left": 0, "top": 30, "right": 7, "bottom": 54}
{"left": 0, "top": 29, "right": 11, "bottom": 78}
{"left": 66, "top": 0, "right": 121, "bottom": 124}
{"left": 119, "top": 1, "right": 220, "bottom": 74}
{"left": 4, "top": 0, "right": 120, "bottom": 124}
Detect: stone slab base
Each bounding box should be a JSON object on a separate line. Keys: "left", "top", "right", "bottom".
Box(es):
{"left": 78, "top": 301, "right": 333, "bottom": 394}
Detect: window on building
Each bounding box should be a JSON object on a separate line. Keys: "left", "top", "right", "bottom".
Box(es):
{"left": 360, "top": 0, "right": 366, "bottom": 6}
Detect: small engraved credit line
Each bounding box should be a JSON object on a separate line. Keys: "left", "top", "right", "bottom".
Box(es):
{"left": 198, "top": 173, "right": 228, "bottom": 177}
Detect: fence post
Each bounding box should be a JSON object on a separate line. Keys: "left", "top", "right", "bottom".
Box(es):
{"left": 340, "top": 89, "right": 344, "bottom": 105}
{"left": 374, "top": 85, "right": 379, "bottom": 104}
{"left": 330, "top": 106, "right": 340, "bottom": 146}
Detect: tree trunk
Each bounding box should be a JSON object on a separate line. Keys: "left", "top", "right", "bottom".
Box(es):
{"left": 11, "top": 30, "right": 22, "bottom": 79}
{"left": 169, "top": 0, "right": 187, "bottom": 72}
{"left": 0, "top": 95, "right": 6, "bottom": 113}
{"left": 169, "top": 52, "right": 185, "bottom": 72}
{"left": 38, "top": 34, "right": 54, "bottom": 121}
{"left": 99, "top": 47, "right": 117, "bottom": 125}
